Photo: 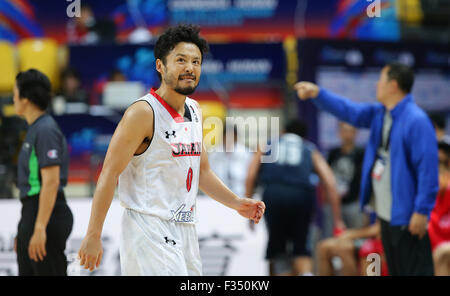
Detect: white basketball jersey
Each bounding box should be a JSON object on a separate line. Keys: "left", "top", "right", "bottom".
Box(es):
{"left": 118, "top": 88, "right": 203, "bottom": 224}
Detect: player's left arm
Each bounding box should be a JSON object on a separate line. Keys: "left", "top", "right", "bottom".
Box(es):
{"left": 199, "top": 142, "right": 265, "bottom": 224}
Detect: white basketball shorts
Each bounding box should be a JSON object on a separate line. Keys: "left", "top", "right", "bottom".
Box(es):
{"left": 120, "top": 208, "right": 202, "bottom": 276}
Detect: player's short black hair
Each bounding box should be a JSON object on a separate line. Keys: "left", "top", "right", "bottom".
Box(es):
{"left": 154, "top": 24, "right": 209, "bottom": 81}
{"left": 385, "top": 62, "right": 415, "bottom": 94}
{"left": 285, "top": 119, "right": 308, "bottom": 138}
{"left": 16, "top": 69, "right": 52, "bottom": 111}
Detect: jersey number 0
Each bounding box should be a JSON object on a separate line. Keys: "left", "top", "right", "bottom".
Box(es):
{"left": 186, "top": 167, "right": 193, "bottom": 192}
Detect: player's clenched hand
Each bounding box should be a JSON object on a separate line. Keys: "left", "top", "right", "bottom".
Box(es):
{"left": 236, "top": 198, "right": 266, "bottom": 224}
{"left": 294, "top": 81, "right": 319, "bottom": 100}
{"left": 78, "top": 235, "right": 103, "bottom": 272}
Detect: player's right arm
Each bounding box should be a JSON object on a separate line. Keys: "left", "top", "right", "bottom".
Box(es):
{"left": 311, "top": 150, "right": 346, "bottom": 233}
{"left": 78, "top": 101, "right": 154, "bottom": 271}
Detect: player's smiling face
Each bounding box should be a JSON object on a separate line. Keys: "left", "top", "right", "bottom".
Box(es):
{"left": 160, "top": 42, "right": 202, "bottom": 96}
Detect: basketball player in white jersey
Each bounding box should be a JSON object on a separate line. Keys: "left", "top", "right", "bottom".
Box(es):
{"left": 77, "top": 24, "right": 266, "bottom": 275}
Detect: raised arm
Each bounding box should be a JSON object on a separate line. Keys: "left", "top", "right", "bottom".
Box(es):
{"left": 295, "top": 81, "right": 379, "bottom": 128}
{"left": 78, "top": 101, "right": 154, "bottom": 271}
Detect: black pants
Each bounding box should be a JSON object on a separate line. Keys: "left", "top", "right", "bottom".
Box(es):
{"left": 17, "top": 192, "right": 73, "bottom": 276}
{"left": 379, "top": 218, "right": 434, "bottom": 276}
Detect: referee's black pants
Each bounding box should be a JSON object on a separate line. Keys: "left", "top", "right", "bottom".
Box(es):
{"left": 16, "top": 191, "right": 73, "bottom": 276}
{"left": 379, "top": 218, "right": 434, "bottom": 276}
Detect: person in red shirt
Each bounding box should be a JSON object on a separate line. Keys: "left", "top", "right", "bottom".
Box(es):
{"left": 429, "top": 137, "right": 450, "bottom": 276}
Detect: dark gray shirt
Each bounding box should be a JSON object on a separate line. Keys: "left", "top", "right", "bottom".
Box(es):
{"left": 17, "top": 114, "right": 69, "bottom": 199}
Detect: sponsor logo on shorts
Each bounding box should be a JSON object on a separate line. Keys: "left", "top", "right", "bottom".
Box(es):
{"left": 170, "top": 204, "right": 194, "bottom": 223}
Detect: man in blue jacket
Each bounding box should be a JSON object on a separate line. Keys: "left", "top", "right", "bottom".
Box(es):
{"left": 295, "top": 63, "right": 438, "bottom": 275}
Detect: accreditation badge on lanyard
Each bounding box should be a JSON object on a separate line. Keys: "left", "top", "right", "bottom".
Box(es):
{"left": 373, "top": 112, "right": 392, "bottom": 182}
{"left": 372, "top": 152, "right": 387, "bottom": 181}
